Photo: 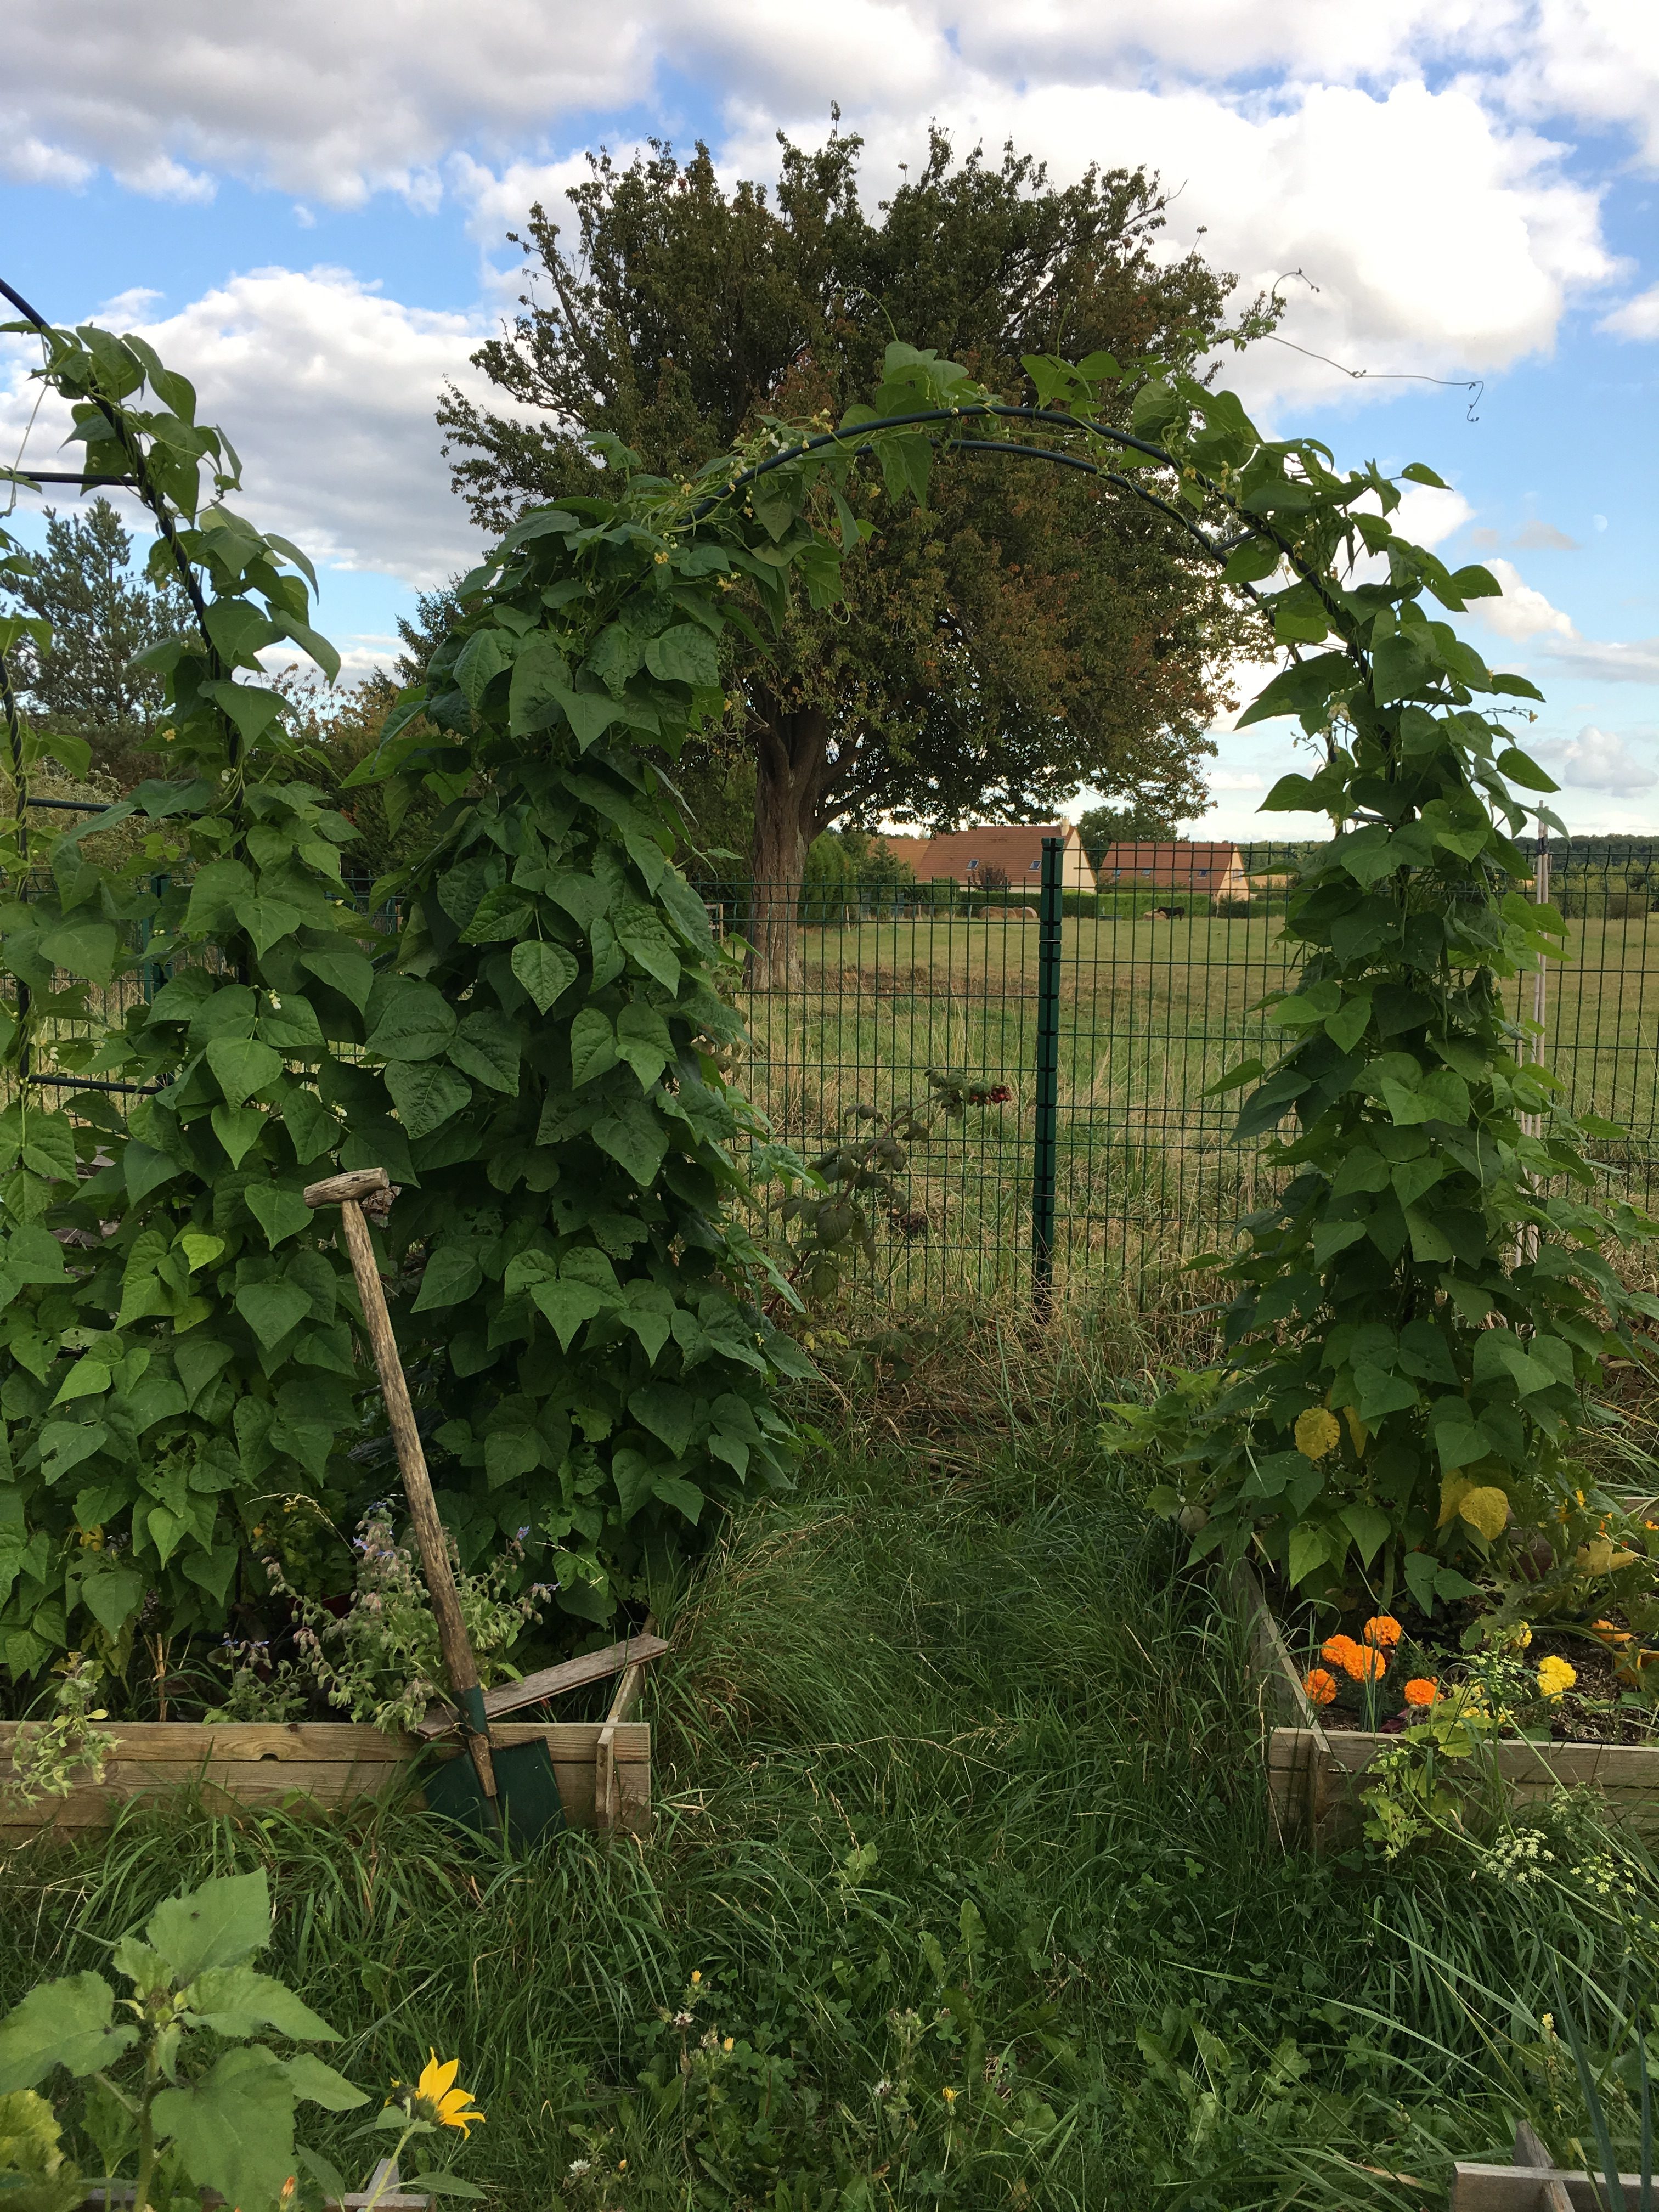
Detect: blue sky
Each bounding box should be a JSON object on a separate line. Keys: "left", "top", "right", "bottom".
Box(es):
{"left": 4, "top": 0, "right": 1657, "bottom": 840}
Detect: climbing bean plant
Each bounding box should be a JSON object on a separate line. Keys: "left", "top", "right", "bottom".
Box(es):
{"left": 0, "top": 312, "right": 1646, "bottom": 1684}
{"left": 0, "top": 326, "right": 1013, "bottom": 1678}
{"left": 1083, "top": 360, "right": 1659, "bottom": 1612}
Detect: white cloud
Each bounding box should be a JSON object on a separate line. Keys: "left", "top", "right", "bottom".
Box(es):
{"left": 718, "top": 78, "right": 1615, "bottom": 419}
{"left": 1545, "top": 636, "right": 1659, "bottom": 685}
{"left": 1473, "top": 556, "right": 1577, "bottom": 642}
{"left": 1462, "top": 558, "right": 1659, "bottom": 682}
{"left": 1500, "top": 0, "right": 1659, "bottom": 170}
{"left": 1, "top": 268, "right": 493, "bottom": 588}
{"left": 0, "top": 135, "right": 94, "bottom": 190}
{"left": 1600, "top": 284, "right": 1659, "bottom": 340}
{"left": 1514, "top": 518, "right": 1580, "bottom": 550}
{"left": 1533, "top": 724, "right": 1658, "bottom": 793}
{"left": 1393, "top": 484, "right": 1476, "bottom": 548}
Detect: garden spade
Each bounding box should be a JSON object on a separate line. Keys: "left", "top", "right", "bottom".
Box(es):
{"left": 303, "top": 1167, "right": 565, "bottom": 1848}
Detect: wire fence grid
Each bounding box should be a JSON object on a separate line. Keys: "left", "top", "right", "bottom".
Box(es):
{"left": 10, "top": 840, "right": 1659, "bottom": 1308}
{"left": 704, "top": 840, "right": 1659, "bottom": 1306}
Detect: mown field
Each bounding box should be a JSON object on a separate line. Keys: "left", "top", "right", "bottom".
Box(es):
{"left": 737, "top": 907, "right": 1659, "bottom": 1302}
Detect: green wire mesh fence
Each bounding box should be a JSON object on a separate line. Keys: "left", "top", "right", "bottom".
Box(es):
{"left": 10, "top": 839, "right": 1659, "bottom": 1310}
{"left": 706, "top": 839, "right": 1659, "bottom": 1307}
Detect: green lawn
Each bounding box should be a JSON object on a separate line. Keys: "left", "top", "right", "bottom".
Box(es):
{"left": 2, "top": 1323, "right": 1652, "bottom": 2210}
{"left": 738, "top": 909, "right": 1659, "bottom": 1301}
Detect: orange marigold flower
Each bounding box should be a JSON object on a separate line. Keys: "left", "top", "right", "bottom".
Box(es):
{"left": 1303, "top": 1667, "right": 1338, "bottom": 1706}
{"left": 1362, "top": 1615, "right": 1402, "bottom": 1651}
{"left": 1323, "top": 1634, "right": 1384, "bottom": 1682}
{"left": 1402, "top": 1677, "right": 1439, "bottom": 1707}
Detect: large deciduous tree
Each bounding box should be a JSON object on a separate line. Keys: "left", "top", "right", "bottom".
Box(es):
{"left": 438, "top": 126, "right": 1270, "bottom": 972}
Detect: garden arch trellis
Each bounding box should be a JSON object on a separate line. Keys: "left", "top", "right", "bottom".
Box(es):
{"left": 0, "top": 271, "right": 1635, "bottom": 1669}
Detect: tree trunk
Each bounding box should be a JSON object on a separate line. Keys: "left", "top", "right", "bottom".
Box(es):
{"left": 748, "top": 698, "right": 832, "bottom": 986}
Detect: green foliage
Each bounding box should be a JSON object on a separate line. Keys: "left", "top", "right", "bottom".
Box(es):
{"left": 1, "top": 1386, "right": 1656, "bottom": 2209}
{"left": 1089, "top": 365, "right": 1659, "bottom": 1607}
{"left": 0, "top": 496, "right": 195, "bottom": 791}
{"left": 253, "top": 1505, "right": 551, "bottom": 1731}
{"left": 4, "top": 1655, "right": 116, "bottom": 1805}
{"left": 0, "top": 1869, "right": 364, "bottom": 2212}
{"left": 441, "top": 129, "right": 1270, "bottom": 896}
{"left": 779, "top": 1072, "right": 1014, "bottom": 1302}
{"left": 1075, "top": 797, "right": 1184, "bottom": 871}
{"left": 0, "top": 320, "right": 1036, "bottom": 1680}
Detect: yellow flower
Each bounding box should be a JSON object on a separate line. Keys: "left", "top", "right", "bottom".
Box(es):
{"left": 691, "top": 1970, "right": 702, "bottom": 1985}
{"left": 406, "top": 2052, "right": 484, "bottom": 2138}
{"left": 1294, "top": 1408, "right": 1341, "bottom": 1462}
{"left": 1537, "top": 1656, "right": 1577, "bottom": 1700}
{"left": 942, "top": 2086, "right": 957, "bottom": 2104}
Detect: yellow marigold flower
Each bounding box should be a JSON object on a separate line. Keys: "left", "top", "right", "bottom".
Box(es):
{"left": 407, "top": 2052, "right": 484, "bottom": 2138}
{"left": 1362, "top": 1615, "right": 1402, "bottom": 1651}
{"left": 1295, "top": 1407, "right": 1342, "bottom": 1462}
{"left": 1403, "top": 1677, "right": 1439, "bottom": 1707}
{"left": 1537, "top": 1656, "right": 1577, "bottom": 1700}
{"left": 1304, "top": 1667, "right": 1338, "bottom": 1707}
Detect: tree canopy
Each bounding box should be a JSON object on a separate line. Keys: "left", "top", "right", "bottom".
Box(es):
{"left": 438, "top": 126, "right": 1271, "bottom": 966}
{"left": 4, "top": 496, "right": 194, "bottom": 788}
{"left": 1076, "top": 798, "right": 1186, "bottom": 870}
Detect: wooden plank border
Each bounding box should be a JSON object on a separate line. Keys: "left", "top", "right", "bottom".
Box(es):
{"left": 1229, "top": 1564, "right": 1659, "bottom": 1849}
{"left": 0, "top": 1719, "right": 651, "bottom": 1842}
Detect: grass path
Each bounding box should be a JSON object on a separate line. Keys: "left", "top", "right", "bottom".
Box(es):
{"left": 0, "top": 1329, "right": 1652, "bottom": 2208}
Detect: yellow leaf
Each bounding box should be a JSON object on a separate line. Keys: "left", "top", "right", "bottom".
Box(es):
{"left": 1458, "top": 1486, "right": 1511, "bottom": 1542}
{"left": 1437, "top": 1474, "right": 1472, "bottom": 1530}
{"left": 1295, "top": 1407, "right": 1341, "bottom": 1462}
{"left": 1342, "top": 1405, "right": 1368, "bottom": 1455}
{"left": 1576, "top": 1537, "right": 1639, "bottom": 1575}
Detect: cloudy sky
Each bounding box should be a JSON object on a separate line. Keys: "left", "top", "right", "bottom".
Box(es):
{"left": 3, "top": 0, "right": 1657, "bottom": 840}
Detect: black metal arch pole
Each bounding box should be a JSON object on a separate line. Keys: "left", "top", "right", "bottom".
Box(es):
{"left": 0, "top": 274, "right": 218, "bottom": 658}
{"left": 693, "top": 400, "right": 1367, "bottom": 687}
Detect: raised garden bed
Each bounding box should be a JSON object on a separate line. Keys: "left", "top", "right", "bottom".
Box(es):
{"left": 1233, "top": 1565, "right": 1659, "bottom": 1852}
{"left": 0, "top": 1716, "right": 651, "bottom": 1844}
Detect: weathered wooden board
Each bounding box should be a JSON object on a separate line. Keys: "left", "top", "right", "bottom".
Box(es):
{"left": 1452, "top": 2160, "right": 1641, "bottom": 2209}
{"left": 0, "top": 1719, "right": 650, "bottom": 1842}
{"left": 412, "top": 1630, "right": 669, "bottom": 1739}
{"left": 1232, "top": 1563, "right": 1659, "bottom": 1850}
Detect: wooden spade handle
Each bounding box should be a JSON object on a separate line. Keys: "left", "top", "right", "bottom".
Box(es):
{"left": 309, "top": 1177, "right": 498, "bottom": 1806}
{"left": 303, "top": 1166, "right": 392, "bottom": 1208}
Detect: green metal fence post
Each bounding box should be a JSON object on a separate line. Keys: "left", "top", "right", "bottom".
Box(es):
{"left": 1031, "top": 835, "right": 1063, "bottom": 1312}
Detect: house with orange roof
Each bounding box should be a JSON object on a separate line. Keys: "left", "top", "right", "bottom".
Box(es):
{"left": 1094, "top": 840, "right": 1250, "bottom": 901}
{"left": 878, "top": 821, "right": 1095, "bottom": 894}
